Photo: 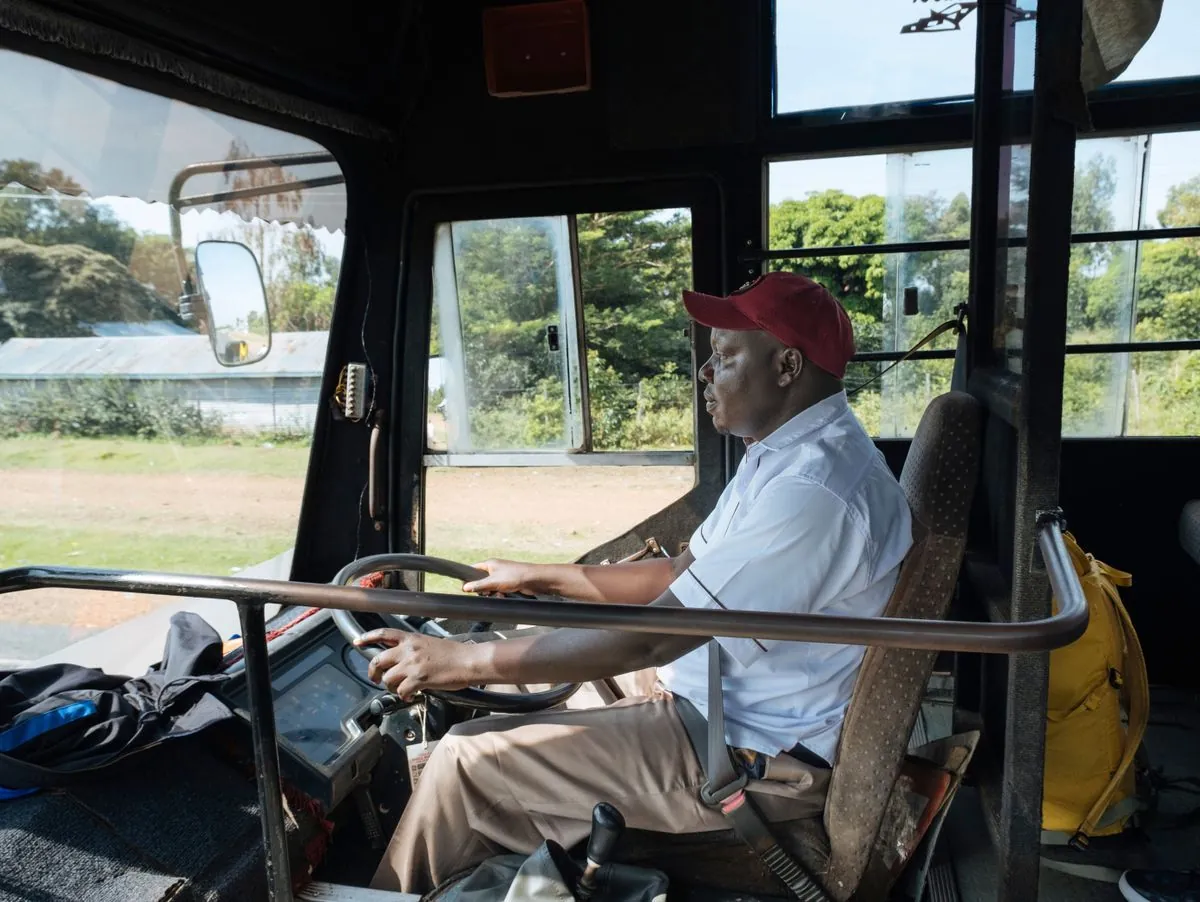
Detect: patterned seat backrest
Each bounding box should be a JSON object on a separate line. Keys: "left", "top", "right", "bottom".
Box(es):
{"left": 821, "top": 391, "right": 982, "bottom": 900}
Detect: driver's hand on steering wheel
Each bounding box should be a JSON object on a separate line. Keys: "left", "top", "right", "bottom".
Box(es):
{"left": 354, "top": 629, "right": 479, "bottom": 699}
{"left": 461, "top": 559, "right": 538, "bottom": 597}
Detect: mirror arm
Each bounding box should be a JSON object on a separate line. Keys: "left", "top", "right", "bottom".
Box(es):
{"left": 166, "top": 152, "right": 342, "bottom": 324}
{"left": 174, "top": 174, "right": 344, "bottom": 210}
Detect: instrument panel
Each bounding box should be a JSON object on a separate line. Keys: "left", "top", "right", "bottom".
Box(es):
{"left": 272, "top": 644, "right": 371, "bottom": 766}
{"left": 222, "top": 609, "right": 388, "bottom": 810}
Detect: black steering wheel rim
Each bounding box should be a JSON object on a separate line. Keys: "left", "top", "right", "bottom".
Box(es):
{"left": 330, "top": 553, "right": 580, "bottom": 713}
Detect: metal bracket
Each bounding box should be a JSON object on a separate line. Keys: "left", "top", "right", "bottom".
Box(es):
{"left": 1035, "top": 508, "right": 1067, "bottom": 531}
{"left": 599, "top": 536, "right": 670, "bottom": 566}
{"left": 1033, "top": 508, "right": 1068, "bottom": 575}
{"left": 901, "top": 2, "right": 1035, "bottom": 35}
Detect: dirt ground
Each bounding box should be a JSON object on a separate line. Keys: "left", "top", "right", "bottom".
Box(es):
{"left": 1, "top": 464, "right": 694, "bottom": 662}
{"left": 5, "top": 468, "right": 308, "bottom": 538}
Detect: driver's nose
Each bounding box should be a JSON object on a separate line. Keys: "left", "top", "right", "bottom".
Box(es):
{"left": 699, "top": 355, "right": 715, "bottom": 384}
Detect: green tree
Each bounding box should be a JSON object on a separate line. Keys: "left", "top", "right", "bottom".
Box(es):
{"left": 1, "top": 160, "right": 136, "bottom": 263}
{"left": 577, "top": 209, "right": 693, "bottom": 382}
{"left": 127, "top": 234, "right": 185, "bottom": 302}
{"left": 1065, "top": 155, "right": 1121, "bottom": 338}
{"left": 768, "top": 191, "right": 887, "bottom": 350}
{"left": 0, "top": 237, "right": 182, "bottom": 341}
{"left": 1066, "top": 174, "right": 1200, "bottom": 437}
{"left": 1137, "top": 239, "right": 1200, "bottom": 325}
{"left": 0, "top": 160, "right": 82, "bottom": 194}
{"left": 268, "top": 229, "right": 340, "bottom": 331}
{"left": 1158, "top": 176, "right": 1200, "bottom": 229}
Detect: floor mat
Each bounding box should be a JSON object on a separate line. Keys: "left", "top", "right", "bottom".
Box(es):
{"left": 0, "top": 733, "right": 280, "bottom": 902}
{"left": 0, "top": 791, "right": 182, "bottom": 902}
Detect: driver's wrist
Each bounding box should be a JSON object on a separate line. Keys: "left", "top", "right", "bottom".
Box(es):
{"left": 520, "top": 563, "right": 558, "bottom": 596}
{"left": 461, "top": 638, "right": 495, "bottom": 684}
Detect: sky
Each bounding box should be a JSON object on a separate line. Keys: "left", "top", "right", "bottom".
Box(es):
{"left": 2, "top": 2, "right": 1199, "bottom": 250}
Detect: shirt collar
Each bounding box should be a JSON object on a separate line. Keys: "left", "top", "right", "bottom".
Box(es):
{"left": 751, "top": 391, "right": 850, "bottom": 455}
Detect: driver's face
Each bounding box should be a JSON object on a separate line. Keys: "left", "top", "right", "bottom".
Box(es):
{"left": 698, "top": 328, "right": 784, "bottom": 439}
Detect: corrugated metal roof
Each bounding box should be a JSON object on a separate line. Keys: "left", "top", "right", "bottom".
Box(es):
{"left": 85, "top": 321, "right": 197, "bottom": 338}
{"left": 0, "top": 332, "right": 330, "bottom": 379}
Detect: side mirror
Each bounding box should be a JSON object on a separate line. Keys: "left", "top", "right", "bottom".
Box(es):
{"left": 194, "top": 240, "right": 272, "bottom": 366}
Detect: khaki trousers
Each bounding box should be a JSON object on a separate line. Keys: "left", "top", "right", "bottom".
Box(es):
{"left": 370, "top": 692, "right": 830, "bottom": 895}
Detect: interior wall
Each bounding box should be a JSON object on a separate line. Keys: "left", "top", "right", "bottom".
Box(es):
{"left": 1058, "top": 439, "right": 1200, "bottom": 689}
{"left": 391, "top": 0, "right": 761, "bottom": 190}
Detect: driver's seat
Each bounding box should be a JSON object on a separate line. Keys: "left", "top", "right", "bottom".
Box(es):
{"left": 611, "top": 390, "right": 983, "bottom": 900}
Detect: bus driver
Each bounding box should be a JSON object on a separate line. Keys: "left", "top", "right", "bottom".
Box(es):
{"left": 359, "top": 271, "right": 914, "bottom": 895}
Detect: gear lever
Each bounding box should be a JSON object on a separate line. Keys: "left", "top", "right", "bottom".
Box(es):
{"left": 577, "top": 802, "right": 625, "bottom": 900}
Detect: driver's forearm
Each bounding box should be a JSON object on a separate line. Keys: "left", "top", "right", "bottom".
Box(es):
{"left": 527, "top": 557, "right": 677, "bottom": 605}
{"left": 464, "top": 617, "right": 703, "bottom": 686}
{"left": 459, "top": 590, "right": 704, "bottom": 686}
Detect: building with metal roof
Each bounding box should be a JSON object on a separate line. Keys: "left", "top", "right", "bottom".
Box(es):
{"left": 0, "top": 331, "right": 330, "bottom": 432}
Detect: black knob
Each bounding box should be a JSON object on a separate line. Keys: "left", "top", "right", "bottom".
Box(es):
{"left": 368, "top": 693, "right": 403, "bottom": 717}
{"left": 586, "top": 802, "right": 625, "bottom": 866}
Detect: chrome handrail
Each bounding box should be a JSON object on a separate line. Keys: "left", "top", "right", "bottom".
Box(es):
{"left": 0, "top": 520, "right": 1086, "bottom": 654}
{"left": 0, "top": 516, "right": 1087, "bottom": 902}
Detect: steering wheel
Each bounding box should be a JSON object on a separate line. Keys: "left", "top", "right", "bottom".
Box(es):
{"left": 331, "top": 553, "right": 580, "bottom": 714}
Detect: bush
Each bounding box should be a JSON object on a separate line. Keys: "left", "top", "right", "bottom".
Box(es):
{"left": 586, "top": 353, "right": 692, "bottom": 451}
{"left": 0, "top": 377, "right": 222, "bottom": 439}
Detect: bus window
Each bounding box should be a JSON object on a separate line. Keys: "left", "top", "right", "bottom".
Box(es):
{"left": 768, "top": 149, "right": 971, "bottom": 437}
{"left": 429, "top": 216, "right": 586, "bottom": 455}
{"left": 773, "top": 0, "right": 1036, "bottom": 117}
{"left": 423, "top": 208, "right": 695, "bottom": 592}
{"left": 1055, "top": 130, "right": 1200, "bottom": 436}
{"left": 0, "top": 49, "right": 345, "bottom": 667}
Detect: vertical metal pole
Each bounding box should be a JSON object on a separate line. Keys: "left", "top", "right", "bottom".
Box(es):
{"left": 238, "top": 603, "right": 294, "bottom": 902}
{"left": 966, "top": 0, "right": 1012, "bottom": 375}
{"left": 998, "top": 2, "right": 1083, "bottom": 900}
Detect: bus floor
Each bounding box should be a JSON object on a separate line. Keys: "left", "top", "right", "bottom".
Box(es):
{"left": 941, "top": 685, "right": 1200, "bottom": 902}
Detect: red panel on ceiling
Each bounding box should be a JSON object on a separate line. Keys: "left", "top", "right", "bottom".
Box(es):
{"left": 482, "top": 1, "right": 592, "bottom": 97}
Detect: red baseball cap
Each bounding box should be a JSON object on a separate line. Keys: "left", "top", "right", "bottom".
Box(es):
{"left": 683, "top": 271, "right": 856, "bottom": 379}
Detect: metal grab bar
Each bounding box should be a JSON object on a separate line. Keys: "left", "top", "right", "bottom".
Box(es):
{"left": 0, "top": 518, "right": 1087, "bottom": 902}
{"left": 0, "top": 520, "right": 1087, "bottom": 655}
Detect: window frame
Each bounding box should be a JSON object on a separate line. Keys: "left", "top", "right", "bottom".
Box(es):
{"left": 395, "top": 178, "right": 725, "bottom": 472}
{"left": 392, "top": 178, "right": 728, "bottom": 564}
{"left": 760, "top": 141, "right": 1200, "bottom": 373}
{"left": 423, "top": 208, "right": 696, "bottom": 468}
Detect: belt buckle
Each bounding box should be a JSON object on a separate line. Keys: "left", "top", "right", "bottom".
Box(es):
{"left": 700, "top": 769, "right": 749, "bottom": 807}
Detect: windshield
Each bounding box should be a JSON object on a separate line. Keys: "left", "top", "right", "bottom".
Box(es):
{"left": 0, "top": 49, "right": 345, "bottom": 668}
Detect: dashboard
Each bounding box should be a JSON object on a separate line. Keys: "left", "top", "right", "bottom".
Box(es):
{"left": 221, "top": 608, "right": 393, "bottom": 810}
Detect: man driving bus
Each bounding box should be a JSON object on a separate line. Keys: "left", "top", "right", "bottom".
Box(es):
{"left": 362, "top": 271, "right": 914, "bottom": 895}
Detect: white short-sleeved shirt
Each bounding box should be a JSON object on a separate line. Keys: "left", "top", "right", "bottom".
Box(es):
{"left": 658, "top": 391, "right": 913, "bottom": 763}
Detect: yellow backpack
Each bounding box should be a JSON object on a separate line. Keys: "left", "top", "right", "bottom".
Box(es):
{"left": 1041, "top": 531, "right": 1149, "bottom": 848}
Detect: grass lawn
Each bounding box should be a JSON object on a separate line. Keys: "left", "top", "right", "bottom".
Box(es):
{"left": 0, "top": 435, "right": 311, "bottom": 479}
{"left": 0, "top": 524, "right": 295, "bottom": 575}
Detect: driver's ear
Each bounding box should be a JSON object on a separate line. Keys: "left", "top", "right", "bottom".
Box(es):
{"left": 778, "top": 348, "right": 804, "bottom": 387}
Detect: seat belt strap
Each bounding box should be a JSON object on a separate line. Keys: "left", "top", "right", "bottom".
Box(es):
{"left": 675, "top": 641, "right": 831, "bottom": 902}
{"left": 701, "top": 641, "right": 744, "bottom": 802}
